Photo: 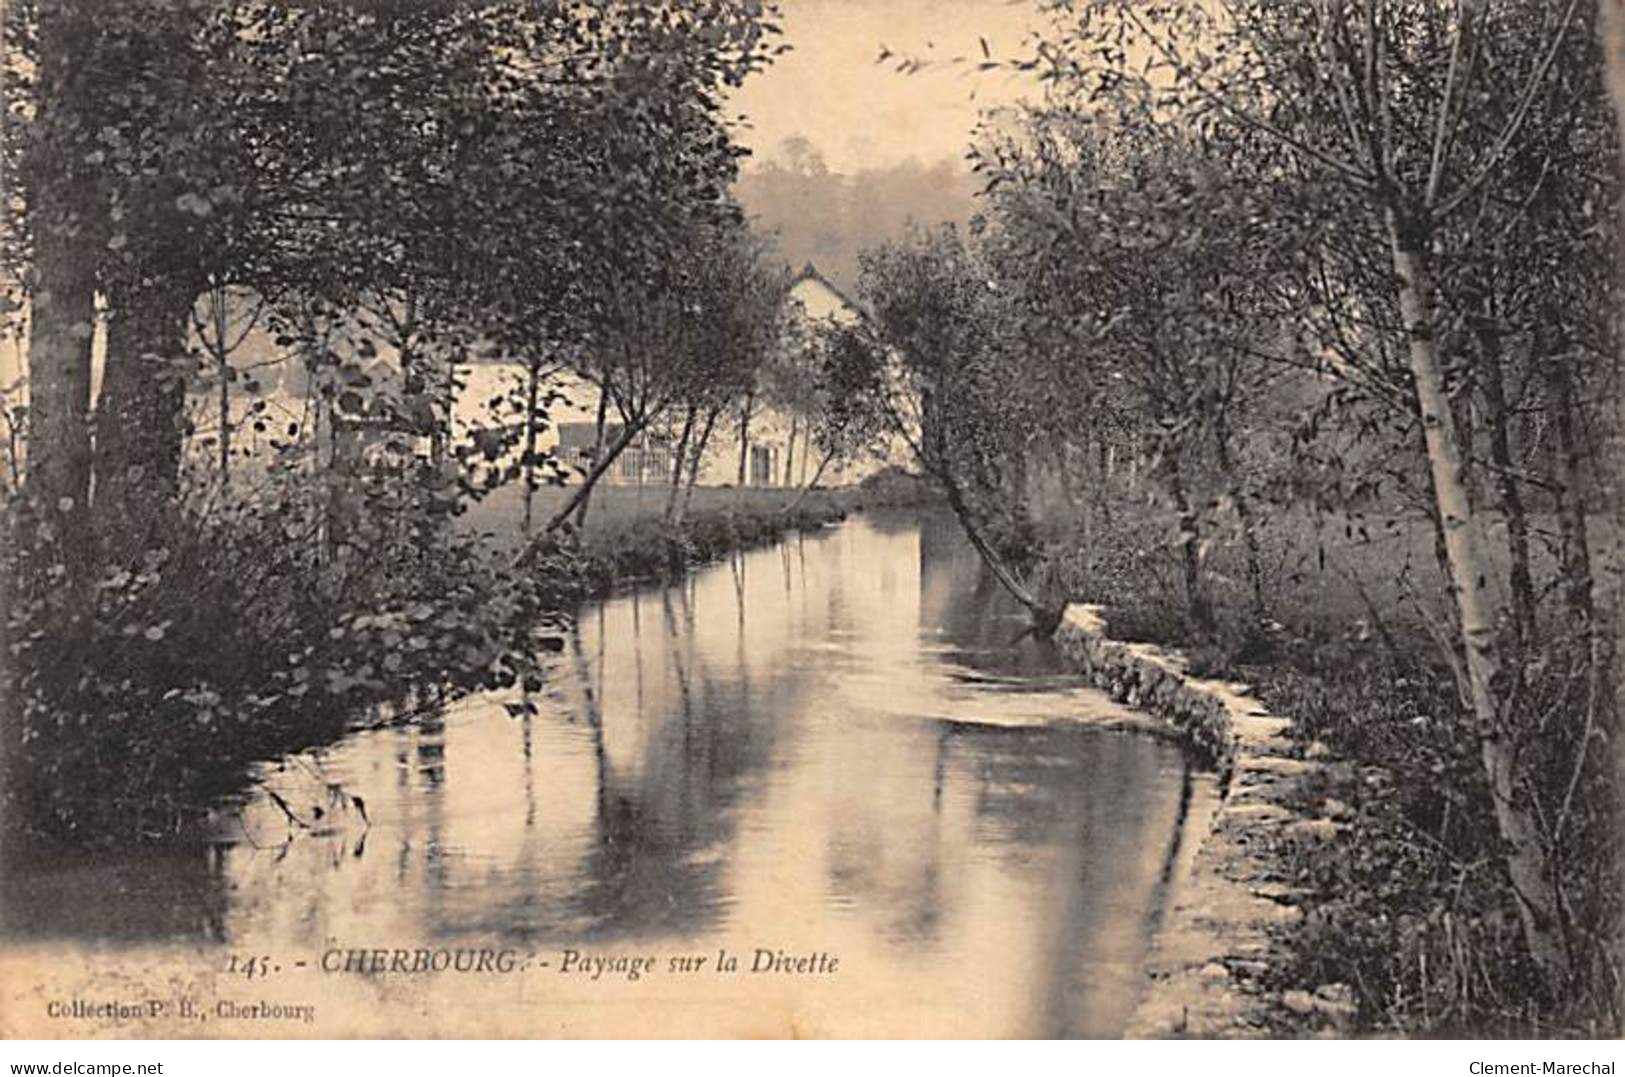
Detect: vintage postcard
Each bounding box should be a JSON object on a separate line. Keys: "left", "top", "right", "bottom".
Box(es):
{"left": 1, "top": 0, "right": 1619, "bottom": 1043}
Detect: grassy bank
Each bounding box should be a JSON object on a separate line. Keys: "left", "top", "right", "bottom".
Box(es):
{"left": 462, "top": 469, "right": 939, "bottom": 605}
{"left": 1, "top": 474, "right": 920, "bottom": 851}
{"left": 1040, "top": 504, "right": 1619, "bottom": 1037}
{"left": 512, "top": 487, "right": 856, "bottom": 607}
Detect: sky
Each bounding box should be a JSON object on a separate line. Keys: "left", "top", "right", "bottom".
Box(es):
{"left": 727, "top": 0, "right": 1046, "bottom": 174}
{"left": 0, "top": 2, "right": 1048, "bottom": 401}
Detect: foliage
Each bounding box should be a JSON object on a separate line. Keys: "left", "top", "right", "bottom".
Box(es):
{"left": 1, "top": 456, "right": 554, "bottom": 844}
{"left": 0, "top": 0, "right": 787, "bottom": 845}
{"left": 842, "top": 228, "right": 1056, "bottom": 591}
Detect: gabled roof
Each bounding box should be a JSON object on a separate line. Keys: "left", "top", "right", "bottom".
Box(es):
{"left": 786, "top": 262, "right": 873, "bottom": 330}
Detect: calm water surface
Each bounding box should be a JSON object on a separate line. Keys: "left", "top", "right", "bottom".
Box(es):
{"left": 3, "top": 512, "right": 1204, "bottom": 1038}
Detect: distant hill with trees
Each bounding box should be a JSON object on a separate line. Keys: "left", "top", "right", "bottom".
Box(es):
{"left": 734, "top": 136, "right": 981, "bottom": 290}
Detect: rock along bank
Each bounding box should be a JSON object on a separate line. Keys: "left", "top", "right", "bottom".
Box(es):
{"left": 1054, "top": 604, "right": 1362, "bottom": 1038}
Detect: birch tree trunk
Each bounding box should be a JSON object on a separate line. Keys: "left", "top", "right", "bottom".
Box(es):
{"left": 783, "top": 411, "right": 798, "bottom": 489}
{"left": 208, "top": 288, "right": 233, "bottom": 490}
{"left": 1387, "top": 205, "right": 1570, "bottom": 987}
{"left": 736, "top": 391, "right": 754, "bottom": 487}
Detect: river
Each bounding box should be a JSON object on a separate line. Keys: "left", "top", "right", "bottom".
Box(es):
{"left": 1, "top": 511, "right": 1211, "bottom": 1038}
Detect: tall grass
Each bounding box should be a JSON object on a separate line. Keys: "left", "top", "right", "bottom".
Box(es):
{"left": 1038, "top": 498, "right": 1620, "bottom": 1037}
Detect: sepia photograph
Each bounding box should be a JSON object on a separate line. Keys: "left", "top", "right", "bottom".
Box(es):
{"left": 0, "top": 0, "right": 1621, "bottom": 1051}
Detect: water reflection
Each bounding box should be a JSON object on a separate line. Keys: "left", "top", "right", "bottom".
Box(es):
{"left": 1, "top": 512, "right": 1202, "bottom": 1038}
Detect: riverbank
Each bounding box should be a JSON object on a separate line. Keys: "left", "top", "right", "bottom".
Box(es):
{"left": 512, "top": 490, "right": 855, "bottom": 608}
{"left": 0, "top": 477, "right": 550, "bottom": 851}
{"left": 1, "top": 478, "right": 934, "bottom": 852}
{"left": 1052, "top": 595, "right": 1616, "bottom": 1038}
{"left": 1029, "top": 494, "right": 1620, "bottom": 1037}
{"left": 470, "top": 470, "right": 941, "bottom": 608}
{"left": 1055, "top": 606, "right": 1357, "bottom": 1037}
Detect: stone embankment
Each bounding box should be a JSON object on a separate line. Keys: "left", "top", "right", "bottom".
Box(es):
{"left": 1054, "top": 604, "right": 1360, "bottom": 1038}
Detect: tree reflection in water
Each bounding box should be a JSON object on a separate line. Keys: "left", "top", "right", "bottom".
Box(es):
{"left": 0, "top": 511, "right": 1207, "bottom": 1038}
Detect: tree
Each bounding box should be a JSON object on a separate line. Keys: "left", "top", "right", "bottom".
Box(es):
{"left": 1034, "top": 0, "right": 1610, "bottom": 994}
{"left": 513, "top": 219, "right": 787, "bottom": 549}
{"left": 9, "top": 2, "right": 109, "bottom": 582}
{"left": 781, "top": 316, "right": 892, "bottom": 513}
{"left": 0, "top": 0, "right": 787, "bottom": 844}
{"left": 975, "top": 111, "right": 1300, "bottom": 633}
{"left": 847, "top": 225, "right": 1059, "bottom": 624}
{"left": 7, "top": 0, "right": 782, "bottom": 561}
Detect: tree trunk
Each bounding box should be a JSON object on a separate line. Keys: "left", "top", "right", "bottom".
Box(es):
{"left": 20, "top": 3, "right": 101, "bottom": 584}
{"left": 1096, "top": 435, "right": 1116, "bottom": 530}
{"left": 923, "top": 409, "right": 1054, "bottom": 627}
{"left": 521, "top": 357, "right": 541, "bottom": 537}
{"left": 935, "top": 462, "right": 1055, "bottom": 632}
{"left": 1234, "top": 494, "right": 1265, "bottom": 620}
{"left": 216, "top": 357, "right": 230, "bottom": 488}
{"left": 95, "top": 283, "right": 192, "bottom": 559}
{"left": 573, "top": 380, "right": 610, "bottom": 530}
{"left": 1475, "top": 307, "right": 1537, "bottom": 645}
{"left": 514, "top": 417, "right": 646, "bottom": 566}
{"left": 1166, "top": 454, "right": 1213, "bottom": 638}
{"left": 664, "top": 405, "right": 695, "bottom": 522}
{"left": 679, "top": 405, "right": 720, "bottom": 524}
{"left": 22, "top": 245, "right": 97, "bottom": 577}
{"left": 736, "top": 391, "right": 754, "bottom": 488}
{"left": 211, "top": 289, "right": 232, "bottom": 490}
{"left": 2, "top": 407, "right": 22, "bottom": 493}
{"left": 781, "top": 447, "right": 836, "bottom": 515}
{"left": 783, "top": 411, "right": 798, "bottom": 488}
{"left": 325, "top": 415, "right": 366, "bottom": 568}
{"left": 1388, "top": 205, "right": 1569, "bottom": 989}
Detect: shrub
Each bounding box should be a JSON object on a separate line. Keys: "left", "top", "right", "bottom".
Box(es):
{"left": 1, "top": 460, "right": 551, "bottom": 847}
